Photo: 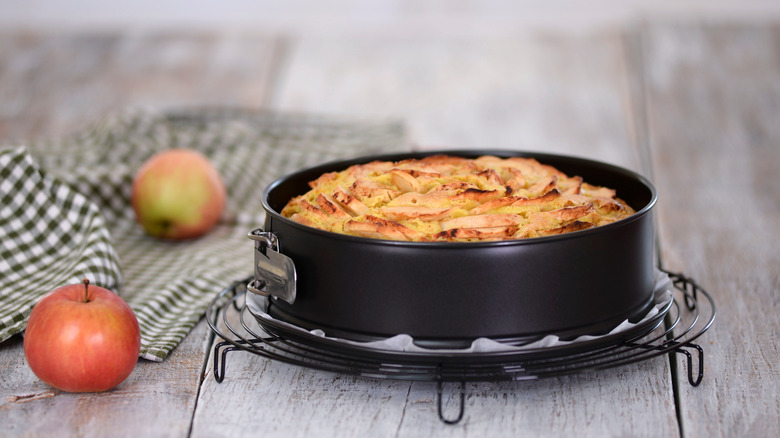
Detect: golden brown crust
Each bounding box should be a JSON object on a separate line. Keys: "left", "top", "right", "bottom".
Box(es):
{"left": 280, "top": 155, "right": 636, "bottom": 241}
{"left": 344, "top": 215, "right": 423, "bottom": 241}
{"left": 330, "top": 186, "right": 370, "bottom": 216}
{"left": 315, "top": 194, "right": 350, "bottom": 220}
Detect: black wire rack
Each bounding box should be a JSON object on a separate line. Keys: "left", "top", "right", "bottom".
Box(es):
{"left": 206, "top": 269, "right": 715, "bottom": 424}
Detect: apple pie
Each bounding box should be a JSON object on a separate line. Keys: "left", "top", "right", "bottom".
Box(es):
{"left": 280, "top": 155, "right": 636, "bottom": 242}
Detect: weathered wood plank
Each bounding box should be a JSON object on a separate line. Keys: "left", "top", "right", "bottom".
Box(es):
{"left": 0, "top": 32, "right": 280, "bottom": 436}
{"left": 190, "top": 31, "right": 679, "bottom": 437}
{"left": 396, "top": 359, "right": 675, "bottom": 438}
{"left": 195, "top": 348, "right": 674, "bottom": 438}
{"left": 0, "top": 320, "right": 211, "bottom": 437}
{"left": 194, "top": 351, "right": 414, "bottom": 438}
{"left": 634, "top": 22, "right": 780, "bottom": 437}
{"left": 271, "top": 32, "right": 641, "bottom": 170}
{"left": 0, "top": 32, "right": 281, "bottom": 142}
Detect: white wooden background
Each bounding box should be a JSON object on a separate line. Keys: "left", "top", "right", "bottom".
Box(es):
{"left": 0, "top": 17, "right": 778, "bottom": 438}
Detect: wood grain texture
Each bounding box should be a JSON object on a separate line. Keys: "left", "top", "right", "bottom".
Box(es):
{"left": 272, "top": 31, "right": 643, "bottom": 171}
{"left": 0, "top": 32, "right": 281, "bottom": 142}
{"left": 194, "top": 352, "right": 675, "bottom": 438}
{"left": 190, "top": 31, "right": 681, "bottom": 437}
{"left": 634, "top": 22, "right": 780, "bottom": 437}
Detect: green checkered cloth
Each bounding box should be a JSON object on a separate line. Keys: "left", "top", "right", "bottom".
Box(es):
{"left": 0, "top": 108, "right": 408, "bottom": 361}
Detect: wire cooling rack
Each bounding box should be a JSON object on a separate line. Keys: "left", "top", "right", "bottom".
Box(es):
{"left": 206, "top": 270, "right": 715, "bottom": 424}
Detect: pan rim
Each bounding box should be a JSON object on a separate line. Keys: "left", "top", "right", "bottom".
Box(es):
{"left": 261, "top": 148, "right": 657, "bottom": 248}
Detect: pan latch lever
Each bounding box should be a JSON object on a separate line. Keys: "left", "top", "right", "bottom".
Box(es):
{"left": 247, "top": 228, "right": 297, "bottom": 304}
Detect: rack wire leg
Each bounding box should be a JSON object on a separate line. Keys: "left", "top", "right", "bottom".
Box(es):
{"left": 674, "top": 343, "right": 704, "bottom": 386}
{"left": 213, "top": 338, "right": 269, "bottom": 383}
{"left": 213, "top": 341, "right": 236, "bottom": 383}
{"left": 437, "top": 381, "right": 466, "bottom": 425}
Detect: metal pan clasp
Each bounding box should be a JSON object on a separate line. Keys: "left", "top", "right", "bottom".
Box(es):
{"left": 248, "top": 229, "right": 297, "bottom": 304}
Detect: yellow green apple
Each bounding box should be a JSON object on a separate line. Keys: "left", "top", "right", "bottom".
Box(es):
{"left": 131, "top": 148, "right": 226, "bottom": 239}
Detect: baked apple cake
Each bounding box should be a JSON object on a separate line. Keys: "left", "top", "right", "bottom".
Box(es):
{"left": 280, "top": 155, "right": 635, "bottom": 242}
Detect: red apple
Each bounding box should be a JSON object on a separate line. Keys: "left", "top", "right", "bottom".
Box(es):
{"left": 131, "top": 148, "right": 226, "bottom": 239}
{"left": 24, "top": 279, "right": 141, "bottom": 393}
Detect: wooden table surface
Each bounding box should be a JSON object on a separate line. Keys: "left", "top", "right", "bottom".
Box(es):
{"left": 1, "top": 22, "right": 778, "bottom": 437}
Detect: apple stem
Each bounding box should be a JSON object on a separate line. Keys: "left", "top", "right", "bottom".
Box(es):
{"left": 82, "top": 278, "right": 90, "bottom": 303}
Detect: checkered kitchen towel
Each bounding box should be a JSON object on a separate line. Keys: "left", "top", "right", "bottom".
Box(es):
{"left": 0, "top": 108, "right": 408, "bottom": 361}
